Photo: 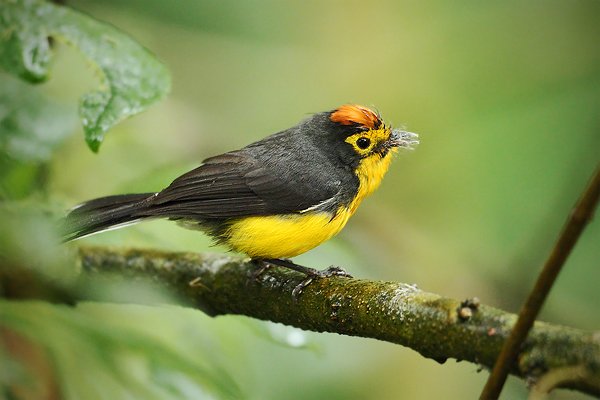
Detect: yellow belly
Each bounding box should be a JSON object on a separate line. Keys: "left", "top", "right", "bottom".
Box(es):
{"left": 224, "top": 210, "right": 352, "bottom": 259}
{"left": 224, "top": 150, "right": 397, "bottom": 259}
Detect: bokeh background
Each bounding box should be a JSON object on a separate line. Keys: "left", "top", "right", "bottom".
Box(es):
{"left": 1, "top": 0, "right": 599, "bottom": 399}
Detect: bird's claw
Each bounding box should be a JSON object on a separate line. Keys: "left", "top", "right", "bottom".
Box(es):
{"left": 250, "top": 260, "right": 273, "bottom": 282}
{"left": 291, "top": 265, "right": 352, "bottom": 300}
{"left": 292, "top": 277, "right": 315, "bottom": 299}
{"left": 321, "top": 265, "right": 352, "bottom": 278}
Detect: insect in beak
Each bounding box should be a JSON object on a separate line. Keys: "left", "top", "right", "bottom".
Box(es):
{"left": 387, "top": 129, "right": 419, "bottom": 150}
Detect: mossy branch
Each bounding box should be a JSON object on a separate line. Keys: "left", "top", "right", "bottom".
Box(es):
{"left": 76, "top": 246, "right": 600, "bottom": 397}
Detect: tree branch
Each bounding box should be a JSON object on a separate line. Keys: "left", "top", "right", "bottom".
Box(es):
{"left": 77, "top": 246, "right": 600, "bottom": 397}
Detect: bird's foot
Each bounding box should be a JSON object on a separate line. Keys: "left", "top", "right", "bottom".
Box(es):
{"left": 320, "top": 265, "right": 352, "bottom": 278}
{"left": 256, "top": 258, "right": 352, "bottom": 299}
{"left": 250, "top": 259, "right": 273, "bottom": 281}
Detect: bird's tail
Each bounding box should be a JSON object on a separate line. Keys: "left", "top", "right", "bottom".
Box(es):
{"left": 62, "top": 193, "right": 155, "bottom": 242}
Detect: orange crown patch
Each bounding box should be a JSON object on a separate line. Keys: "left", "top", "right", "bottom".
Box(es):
{"left": 330, "top": 104, "right": 382, "bottom": 129}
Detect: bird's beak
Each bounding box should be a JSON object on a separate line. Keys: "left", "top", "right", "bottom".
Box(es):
{"left": 388, "top": 128, "right": 419, "bottom": 150}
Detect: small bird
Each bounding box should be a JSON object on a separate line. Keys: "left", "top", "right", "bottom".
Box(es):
{"left": 63, "top": 104, "right": 418, "bottom": 294}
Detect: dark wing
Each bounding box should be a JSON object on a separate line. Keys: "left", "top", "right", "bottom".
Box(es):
{"left": 140, "top": 150, "right": 340, "bottom": 220}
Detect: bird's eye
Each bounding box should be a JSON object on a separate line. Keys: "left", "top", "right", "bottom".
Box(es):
{"left": 356, "top": 137, "right": 371, "bottom": 150}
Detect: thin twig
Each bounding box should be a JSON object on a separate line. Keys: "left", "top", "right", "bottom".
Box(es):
{"left": 480, "top": 165, "right": 600, "bottom": 399}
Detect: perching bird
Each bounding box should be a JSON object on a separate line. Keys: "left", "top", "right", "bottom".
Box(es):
{"left": 63, "top": 104, "right": 418, "bottom": 294}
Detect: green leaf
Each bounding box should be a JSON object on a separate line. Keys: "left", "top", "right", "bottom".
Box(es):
{"left": 0, "top": 0, "right": 171, "bottom": 152}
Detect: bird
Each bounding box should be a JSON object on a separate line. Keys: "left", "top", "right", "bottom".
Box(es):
{"left": 63, "top": 104, "right": 419, "bottom": 295}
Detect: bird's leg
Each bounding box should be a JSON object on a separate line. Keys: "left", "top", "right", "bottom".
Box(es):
{"left": 259, "top": 258, "right": 352, "bottom": 298}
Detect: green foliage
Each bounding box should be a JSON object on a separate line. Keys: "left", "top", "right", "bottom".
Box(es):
{"left": 0, "top": 205, "right": 249, "bottom": 399}
{"left": 0, "top": 73, "right": 77, "bottom": 198}
{"left": 1, "top": 301, "right": 242, "bottom": 400}
{"left": 0, "top": 0, "right": 170, "bottom": 152}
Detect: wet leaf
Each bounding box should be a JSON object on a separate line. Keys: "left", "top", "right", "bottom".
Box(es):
{"left": 0, "top": 0, "right": 170, "bottom": 152}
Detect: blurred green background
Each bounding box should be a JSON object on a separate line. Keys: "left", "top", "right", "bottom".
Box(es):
{"left": 1, "top": 0, "right": 599, "bottom": 399}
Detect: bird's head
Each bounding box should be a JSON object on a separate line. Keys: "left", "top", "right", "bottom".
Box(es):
{"left": 318, "top": 104, "right": 419, "bottom": 199}
{"left": 330, "top": 104, "right": 418, "bottom": 159}
{"left": 317, "top": 104, "right": 418, "bottom": 168}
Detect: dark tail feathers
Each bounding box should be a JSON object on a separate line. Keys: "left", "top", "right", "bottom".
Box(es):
{"left": 62, "top": 193, "right": 155, "bottom": 241}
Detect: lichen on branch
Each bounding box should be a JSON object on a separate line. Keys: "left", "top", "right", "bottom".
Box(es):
{"left": 77, "top": 246, "right": 600, "bottom": 397}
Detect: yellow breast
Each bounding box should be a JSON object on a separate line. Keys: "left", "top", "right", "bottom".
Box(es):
{"left": 347, "top": 150, "right": 395, "bottom": 214}
{"left": 224, "top": 151, "right": 395, "bottom": 259}
{"left": 225, "top": 211, "right": 351, "bottom": 259}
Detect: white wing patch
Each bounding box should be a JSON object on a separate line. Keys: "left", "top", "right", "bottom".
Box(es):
{"left": 298, "top": 191, "right": 340, "bottom": 214}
